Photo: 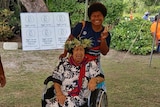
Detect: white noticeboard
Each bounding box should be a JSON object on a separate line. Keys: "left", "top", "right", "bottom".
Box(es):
{"left": 20, "top": 12, "right": 71, "bottom": 51}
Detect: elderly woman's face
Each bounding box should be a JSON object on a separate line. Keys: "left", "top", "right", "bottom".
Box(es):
{"left": 90, "top": 11, "right": 104, "bottom": 26}
{"left": 72, "top": 45, "right": 85, "bottom": 64}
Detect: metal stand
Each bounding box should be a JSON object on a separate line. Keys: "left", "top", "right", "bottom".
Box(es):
{"left": 84, "top": 0, "right": 89, "bottom": 21}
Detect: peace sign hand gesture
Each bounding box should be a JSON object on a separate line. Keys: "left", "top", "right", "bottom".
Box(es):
{"left": 101, "top": 24, "right": 109, "bottom": 40}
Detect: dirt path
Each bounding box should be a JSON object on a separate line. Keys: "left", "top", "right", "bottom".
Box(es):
{"left": 0, "top": 41, "right": 160, "bottom": 73}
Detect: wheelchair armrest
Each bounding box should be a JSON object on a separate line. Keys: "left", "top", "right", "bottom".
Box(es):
{"left": 44, "top": 76, "right": 53, "bottom": 85}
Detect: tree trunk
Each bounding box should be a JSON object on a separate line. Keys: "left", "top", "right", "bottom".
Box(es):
{"left": 0, "top": 0, "right": 10, "bottom": 9}
{"left": 20, "top": 0, "right": 48, "bottom": 12}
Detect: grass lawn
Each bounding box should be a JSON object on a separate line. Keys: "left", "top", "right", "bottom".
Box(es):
{"left": 0, "top": 44, "right": 160, "bottom": 107}
{"left": 103, "top": 50, "right": 160, "bottom": 107}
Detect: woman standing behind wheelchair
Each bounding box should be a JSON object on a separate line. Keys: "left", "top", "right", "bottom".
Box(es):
{"left": 50, "top": 38, "right": 105, "bottom": 107}
{"left": 59, "top": 2, "right": 111, "bottom": 91}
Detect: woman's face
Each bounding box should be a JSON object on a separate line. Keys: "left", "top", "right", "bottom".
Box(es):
{"left": 90, "top": 11, "right": 104, "bottom": 26}
{"left": 72, "top": 45, "right": 85, "bottom": 64}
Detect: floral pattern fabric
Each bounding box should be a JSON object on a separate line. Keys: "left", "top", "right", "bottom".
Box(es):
{"left": 51, "top": 57, "right": 103, "bottom": 107}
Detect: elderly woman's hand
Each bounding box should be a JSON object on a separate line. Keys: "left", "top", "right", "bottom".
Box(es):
{"left": 88, "top": 78, "right": 97, "bottom": 91}
{"left": 56, "top": 94, "right": 66, "bottom": 106}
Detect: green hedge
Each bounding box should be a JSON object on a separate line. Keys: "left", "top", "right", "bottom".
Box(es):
{"left": 110, "top": 18, "right": 153, "bottom": 55}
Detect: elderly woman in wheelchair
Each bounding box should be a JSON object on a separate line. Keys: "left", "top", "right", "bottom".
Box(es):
{"left": 43, "top": 38, "right": 107, "bottom": 107}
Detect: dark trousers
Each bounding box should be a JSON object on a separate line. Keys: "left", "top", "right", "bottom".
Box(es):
{"left": 156, "top": 40, "right": 160, "bottom": 52}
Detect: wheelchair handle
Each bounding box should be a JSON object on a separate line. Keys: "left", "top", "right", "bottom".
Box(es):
{"left": 44, "top": 76, "right": 53, "bottom": 85}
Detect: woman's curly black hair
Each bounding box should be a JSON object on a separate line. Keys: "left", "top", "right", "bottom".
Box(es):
{"left": 88, "top": 2, "right": 107, "bottom": 19}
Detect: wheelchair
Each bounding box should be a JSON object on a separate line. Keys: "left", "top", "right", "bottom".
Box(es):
{"left": 41, "top": 76, "right": 108, "bottom": 107}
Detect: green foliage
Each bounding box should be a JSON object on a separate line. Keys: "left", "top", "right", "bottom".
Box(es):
{"left": 45, "top": 0, "right": 125, "bottom": 26}
{"left": 150, "top": 6, "right": 160, "bottom": 14}
{"left": 45, "top": 0, "right": 85, "bottom": 27}
{"left": 110, "top": 18, "right": 153, "bottom": 55}
{"left": 0, "top": 9, "right": 14, "bottom": 41}
{"left": 123, "top": 0, "right": 160, "bottom": 15}
{"left": 123, "top": 0, "right": 145, "bottom": 13}
{"left": 102, "top": 0, "right": 125, "bottom": 25}
{"left": 0, "top": 8, "right": 20, "bottom": 41}
{"left": 142, "top": 0, "right": 160, "bottom": 6}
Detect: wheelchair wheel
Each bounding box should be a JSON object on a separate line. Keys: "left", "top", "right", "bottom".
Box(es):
{"left": 41, "top": 76, "right": 55, "bottom": 107}
{"left": 90, "top": 89, "right": 108, "bottom": 107}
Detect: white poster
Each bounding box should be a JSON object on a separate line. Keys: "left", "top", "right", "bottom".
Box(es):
{"left": 20, "top": 12, "right": 71, "bottom": 51}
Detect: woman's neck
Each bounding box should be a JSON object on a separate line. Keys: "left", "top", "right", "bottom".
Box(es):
{"left": 92, "top": 25, "right": 103, "bottom": 32}
{"left": 69, "top": 57, "right": 82, "bottom": 66}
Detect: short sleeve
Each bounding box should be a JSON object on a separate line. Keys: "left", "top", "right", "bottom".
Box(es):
{"left": 52, "top": 58, "right": 66, "bottom": 85}
{"left": 71, "top": 22, "right": 83, "bottom": 38}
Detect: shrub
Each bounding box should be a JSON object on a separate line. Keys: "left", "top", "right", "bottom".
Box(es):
{"left": 111, "top": 17, "right": 153, "bottom": 55}
{"left": 0, "top": 9, "right": 14, "bottom": 41}
{"left": 102, "top": 0, "right": 125, "bottom": 25}
{"left": 0, "top": 9, "right": 20, "bottom": 41}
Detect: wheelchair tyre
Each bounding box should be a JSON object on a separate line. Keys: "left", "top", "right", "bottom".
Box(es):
{"left": 90, "top": 89, "right": 108, "bottom": 107}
